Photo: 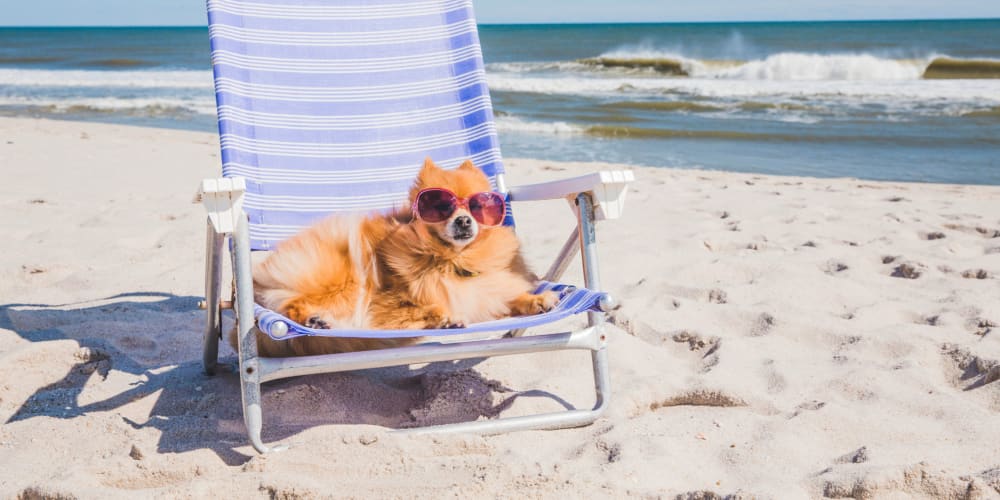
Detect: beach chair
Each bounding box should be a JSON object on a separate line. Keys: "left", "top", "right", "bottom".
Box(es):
{"left": 196, "top": 0, "right": 633, "bottom": 453}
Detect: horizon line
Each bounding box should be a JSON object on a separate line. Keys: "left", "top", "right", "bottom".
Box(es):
{"left": 1, "top": 16, "right": 998, "bottom": 28}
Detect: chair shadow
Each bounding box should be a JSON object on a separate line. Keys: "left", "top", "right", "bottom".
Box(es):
{"left": 0, "top": 293, "right": 576, "bottom": 465}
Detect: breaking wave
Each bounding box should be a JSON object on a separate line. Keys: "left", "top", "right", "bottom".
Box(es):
{"left": 573, "top": 51, "right": 1000, "bottom": 81}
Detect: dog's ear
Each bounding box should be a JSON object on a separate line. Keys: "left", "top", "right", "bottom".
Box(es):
{"left": 457, "top": 159, "right": 478, "bottom": 172}
{"left": 416, "top": 157, "right": 442, "bottom": 187}
{"left": 422, "top": 156, "right": 440, "bottom": 172}
{"left": 413, "top": 157, "right": 446, "bottom": 199}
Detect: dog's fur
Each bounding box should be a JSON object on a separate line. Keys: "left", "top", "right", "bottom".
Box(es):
{"left": 233, "top": 158, "right": 557, "bottom": 357}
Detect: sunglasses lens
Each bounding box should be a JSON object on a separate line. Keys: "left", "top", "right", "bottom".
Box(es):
{"left": 468, "top": 192, "right": 506, "bottom": 226}
{"left": 416, "top": 189, "right": 457, "bottom": 223}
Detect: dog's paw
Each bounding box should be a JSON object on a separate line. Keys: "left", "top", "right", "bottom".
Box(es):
{"left": 536, "top": 291, "right": 560, "bottom": 313}
{"left": 429, "top": 317, "right": 465, "bottom": 330}
{"left": 510, "top": 291, "right": 560, "bottom": 316}
{"left": 304, "top": 316, "right": 331, "bottom": 330}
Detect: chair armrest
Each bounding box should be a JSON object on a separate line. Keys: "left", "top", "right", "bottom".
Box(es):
{"left": 194, "top": 177, "right": 247, "bottom": 234}
{"left": 506, "top": 170, "right": 634, "bottom": 220}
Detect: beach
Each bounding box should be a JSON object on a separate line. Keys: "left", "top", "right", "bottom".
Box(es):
{"left": 1, "top": 116, "right": 999, "bottom": 498}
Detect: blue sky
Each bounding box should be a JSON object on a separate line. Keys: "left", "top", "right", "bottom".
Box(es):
{"left": 1, "top": 0, "right": 998, "bottom": 26}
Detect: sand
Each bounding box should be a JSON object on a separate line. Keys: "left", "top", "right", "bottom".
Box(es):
{"left": 1, "top": 116, "right": 999, "bottom": 499}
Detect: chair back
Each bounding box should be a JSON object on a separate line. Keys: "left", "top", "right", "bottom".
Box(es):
{"left": 207, "top": 0, "right": 505, "bottom": 250}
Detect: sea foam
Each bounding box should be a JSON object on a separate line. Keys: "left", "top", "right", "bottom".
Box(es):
{"left": 0, "top": 68, "right": 213, "bottom": 89}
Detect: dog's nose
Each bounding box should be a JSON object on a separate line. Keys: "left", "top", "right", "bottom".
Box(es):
{"left": 454, "top": 215, "right": 473, "bottom": 229}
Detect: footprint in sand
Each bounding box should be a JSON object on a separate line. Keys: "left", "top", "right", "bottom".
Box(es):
{"left": 749, "top": 312, "right": 776, "bottom": 337}
{"left": 942, "top": 224, "right": 1000, "bottom": 238}
{"left": 707, "top": 288, "right": 728, "bottom": 304}
{"left": 961, "top": 269, "right": 991, "bottom": 280}
{"left": 973, "top": 318, "right": 995, "bottom": 337}
{"left": 788, "top": 400, "right": 826, "bottom": 419}
{"left": 671, "top": 331, "right": 722, "bottom": 373}
{"left": 923, "top": 231, "right": 946, "bottom": 240}
{"left": 834, "top": 446, "right": 870, "bottom": 464}
{"left": 940, "top": 343, "right": 1000, "bottom": 390}
{"left": 823, "top": 260, "right": 849, "bottom": 274}
{"left": 977, "top": 227, "right": 1000, "bottom": 238}
{"left": 762, "top": 359, "right": 787, "bottom": 394}
{"left": 890, "top": 262, "right": 923, "bottom": 279}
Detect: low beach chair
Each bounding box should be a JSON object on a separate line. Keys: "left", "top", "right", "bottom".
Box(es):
{"left": 197, "top": 0, "right": 633, "bottom": 453}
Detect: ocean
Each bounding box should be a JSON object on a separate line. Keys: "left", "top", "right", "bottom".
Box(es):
{"left": 1, "top": 20, "right": 999, "bottom": 184}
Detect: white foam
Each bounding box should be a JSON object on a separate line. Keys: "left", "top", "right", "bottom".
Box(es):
{"left": 0, "top": 95, "right": 218, "bottom": 115}
{"left": 494, "top": 116, "right": 583, "bottom": 135}
{"left": 486, "top": 72, "right": 1000, "bottom": 105}
{"left": 486, "top": 61, "right": 588, "bottom": 73}
{"left": 697, "top": 52, "right": 927, "bottom": 81}
{"left": 0, "top": 68, "right": 213, "bottom": 89}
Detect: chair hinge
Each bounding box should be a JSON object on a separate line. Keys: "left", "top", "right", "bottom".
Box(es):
{"left": 195, "top": 177, "right": 247, "bottom": 234}
{"left": 591, "top": 170, "right": 634, "bottom": 221}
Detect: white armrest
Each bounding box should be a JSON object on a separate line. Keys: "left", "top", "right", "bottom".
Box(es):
{"left": 195, "top": 177, "right": 247, "bottom": 234}
{"left": 507, "top": 170, "right": 634, "bottom": 220}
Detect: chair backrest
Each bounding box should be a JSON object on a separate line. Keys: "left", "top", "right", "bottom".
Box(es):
{"left": 207, "top": 0, "right": 505, "bottom": 250}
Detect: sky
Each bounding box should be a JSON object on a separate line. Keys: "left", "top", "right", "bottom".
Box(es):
{"left": 0, "top": 0, "right": 998, "bottom": 26}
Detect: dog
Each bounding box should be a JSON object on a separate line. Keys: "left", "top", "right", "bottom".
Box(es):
{"left": 234, "top": 157, "right": 558, "bottom": 357}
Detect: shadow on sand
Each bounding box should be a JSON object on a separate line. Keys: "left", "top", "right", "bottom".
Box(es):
{"left": 0, "top": 292, "right": 575, "bottom": 464}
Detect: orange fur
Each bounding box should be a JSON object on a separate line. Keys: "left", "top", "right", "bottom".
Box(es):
{"left": 237, "top": 158, "right": 557, "bottom": 357}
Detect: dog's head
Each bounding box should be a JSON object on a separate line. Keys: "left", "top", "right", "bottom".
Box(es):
{"left": 409, "top": 157, "right": 500, "bottom": 249}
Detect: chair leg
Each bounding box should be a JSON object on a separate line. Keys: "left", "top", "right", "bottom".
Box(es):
{"left": 203, "top": 219, "right": 225, "bottom": 376}
{"left": 577, "top": 192, "right": 611, "bottom": 413}
{"left": 231, "top": 214, "right": 279, "bottom": 453}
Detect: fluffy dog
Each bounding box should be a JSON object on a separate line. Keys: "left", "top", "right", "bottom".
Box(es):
{"left": 236, "top": 158, "right": 558, "bottom": 357}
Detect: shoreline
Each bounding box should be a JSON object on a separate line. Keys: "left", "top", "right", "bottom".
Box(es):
{"left": 1, "top": 116, "right": 999, "bottom": 498}
{"left": 3, "top": 114, "right": 1000, "bottom": 189}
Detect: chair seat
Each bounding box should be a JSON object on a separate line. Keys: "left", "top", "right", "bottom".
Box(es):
{"left": 254, "top": 281, "right": 605, "bottom": 340}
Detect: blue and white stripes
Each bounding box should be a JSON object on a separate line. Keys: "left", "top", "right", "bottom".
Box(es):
{"left": 206, "top": 0, "right": 505, "bottom": 250}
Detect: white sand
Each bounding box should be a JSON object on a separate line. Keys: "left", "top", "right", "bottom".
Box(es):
{"left": 1, "top": 117, "right": 999, "bottom": 499}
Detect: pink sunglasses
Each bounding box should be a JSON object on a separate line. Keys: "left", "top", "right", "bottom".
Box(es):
{"left": 412, "top": 188, "right": 506, "bottom": 227}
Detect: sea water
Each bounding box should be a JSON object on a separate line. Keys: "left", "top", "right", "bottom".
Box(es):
{"left": 0, "top": 20, "right": 998, "bottom": 184}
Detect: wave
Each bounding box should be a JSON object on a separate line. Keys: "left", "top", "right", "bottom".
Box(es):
{"left": 583, "top": 125, "right": 1000, "bottom": 146}
{"left": 0, "top": 96, "right": 217, "bottom": 116}
{"left": 487, "top": 72, "right": 1000, "bottom": 104}
{"left": 961, "top": 106, "right": 1000, "bottom": 119}
{"left": 494, "top": 116, "right": 583, "bottom": 135}
{"left": 566, "top": 51, "right": 1000, "bottom": 81}
{"left": 0, "top": 68, "right": 212, "bottom": 88}
{"left": 923, "top": 57, "right": 1000, "bottom": 79}
{"left": 579, "top": 57, "right": 690, "bottom": 76}
{"left": 600, "top": 101, "right": 723, "bottom": 112}
{"left": 702, "top": 53, "right": 925, "bottom": 80}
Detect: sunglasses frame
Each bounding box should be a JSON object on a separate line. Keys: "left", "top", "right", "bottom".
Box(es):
{"left": 412, "top": 187, "right": 507, "bottom": 227}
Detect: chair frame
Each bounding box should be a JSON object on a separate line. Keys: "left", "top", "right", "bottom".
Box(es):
{"left": 199, "top": 170, "right": 633, "bottom": 453}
